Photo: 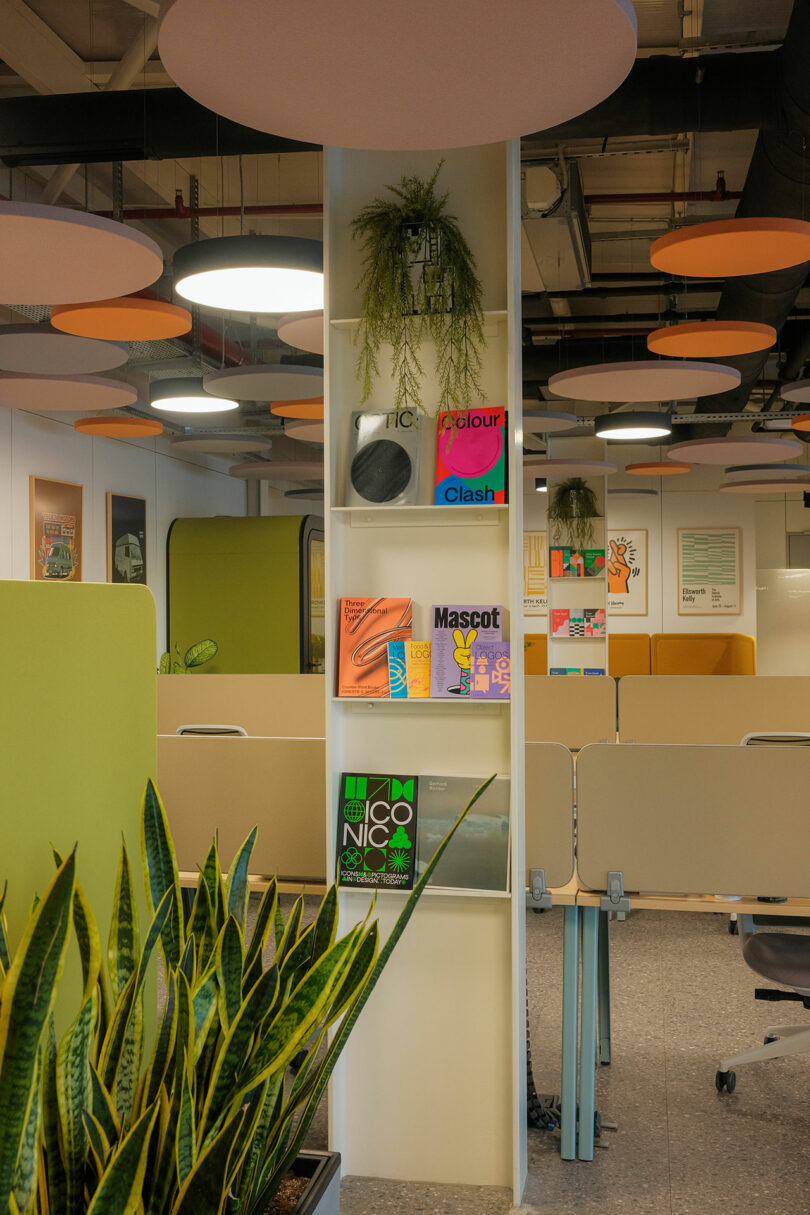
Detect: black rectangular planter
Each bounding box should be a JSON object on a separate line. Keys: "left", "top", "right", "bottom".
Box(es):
{"left": 291, "top": 1150, "right": 341, "bottom": 1215}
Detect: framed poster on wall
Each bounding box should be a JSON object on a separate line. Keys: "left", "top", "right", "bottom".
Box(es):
{"left": 523, "top": 530, "right": 548, "bottom": 615}
{"left": 107, "top": 493, "right": 147, "bottom": 584}
{"left": 607, "top": 530, "right": 647, "bottom": 616}
{"left": 677, "top": 527, "right": 742, "bottom": 615}
{"left": 29, "top": 476, "right": 82, "bottom": 582}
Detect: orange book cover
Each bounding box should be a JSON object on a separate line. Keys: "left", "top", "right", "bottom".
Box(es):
{"left": 338, "top": 597, "right": 413, "bottom": 697}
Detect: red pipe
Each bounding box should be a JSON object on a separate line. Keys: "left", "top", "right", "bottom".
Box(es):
{"left": 93, "top": 192, "right": 323, "bottom": 221}
{"left": 585, "top": 189, "right": 742, "bottom": 204}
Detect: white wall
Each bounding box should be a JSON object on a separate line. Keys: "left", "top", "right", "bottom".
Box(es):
{"left": 0, "top": 409, "right": 246, "bottom": 653}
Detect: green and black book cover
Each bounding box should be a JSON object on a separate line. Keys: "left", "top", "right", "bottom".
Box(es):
{"left": 336, "top": 772, "right": 418, "bottom": 889}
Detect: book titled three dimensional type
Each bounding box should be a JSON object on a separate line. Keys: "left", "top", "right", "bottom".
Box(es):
{"left": 336, "top": 772, "right": 418, "bottom": 889}
{"left": 430, "top": 604, "right": 503, "bottom": 697}
{"left": 337, "top": 597, "right": 412, "bottom": 697}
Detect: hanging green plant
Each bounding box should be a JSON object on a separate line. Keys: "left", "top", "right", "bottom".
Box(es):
{"left": 547, "top": 477, "right": 601, "bottom": 548}
{"left": 351, "top": 162, "right": 486, "bottom": 418}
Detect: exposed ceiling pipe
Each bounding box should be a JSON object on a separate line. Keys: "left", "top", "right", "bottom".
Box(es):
{"left": 89, "top": 193, "right": 323, "bottom": 221}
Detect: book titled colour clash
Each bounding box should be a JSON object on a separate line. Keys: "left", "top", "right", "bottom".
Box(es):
{"left": 434, "top": 407, "right": 507, "bottom": 505}
{"left": 336, "top": 772, "right": 418, "bottom": 889}
{"left": 338, "top": 598, "right": 412, "bottom": 698}
{"left": 430, "top": 604, "right": 503, "bottom": 697}
{"left": 405, "top": 640, "right": 431, "bottom": 697}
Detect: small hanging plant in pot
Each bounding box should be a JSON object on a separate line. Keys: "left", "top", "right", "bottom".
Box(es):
{"left": 351, "top": 162, "right": 486, "bottom": 419}
{"left": 547, "top": 477, "right": 601, "bottom": 548}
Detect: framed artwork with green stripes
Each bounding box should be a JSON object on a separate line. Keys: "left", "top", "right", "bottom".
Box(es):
{"left": 677, "top": 527, "right": 741, "bottom": 615}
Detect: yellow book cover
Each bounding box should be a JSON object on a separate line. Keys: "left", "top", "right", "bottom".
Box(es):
{"left": 405, "top": 640, "right": 431, "bottom": 698}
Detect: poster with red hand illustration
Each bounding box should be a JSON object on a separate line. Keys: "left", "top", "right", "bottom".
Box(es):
{"left": 606, "top": 530, "right": 647, "bottom": 616}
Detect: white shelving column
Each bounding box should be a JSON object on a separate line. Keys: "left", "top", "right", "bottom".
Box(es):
{"left": 324, "top": 144, "right": 526, "bottom": 1198}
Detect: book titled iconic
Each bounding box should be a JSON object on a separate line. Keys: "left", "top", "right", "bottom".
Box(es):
{"left": 336, "top": 772, "right": 418, "bottom": 889}
{"left": 346, "top": 409, "right": 421, "bottom": 506}
{"left": 470, "top": 640, "right": 511, "bottom": 700}
{"left": 430, "top": 604, "right": 503, "bottom": 697}
{"left": 405, "top": 640, "right": 431, "bottom": 698}
{"left": 434, "top": 407, "right": 507, "bottom": 505}
{"left": 337, "top": 598, "right": 412, "bottom": 697}
{"left": 387, "top": 641, "right": 408, "bottom": 698}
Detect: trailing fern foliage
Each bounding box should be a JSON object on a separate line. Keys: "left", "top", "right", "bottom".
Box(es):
{"left": 547, "top": 477, "right": 601, "bottom": 549}
{"left": 352, "top": 163, "right": 486, "bottom": 418}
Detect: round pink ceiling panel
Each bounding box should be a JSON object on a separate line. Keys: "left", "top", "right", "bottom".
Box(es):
{"left": 668, "top": 436, "right": 803, "bottom": 465}
{"left": 158, "top": 0, "right": 638, "bottom": 150}
{"left": 548, "top": 360, "right": 741, "bottom": 403}
{"left": 0, "top": 372, "right": 137, "bottom": 412}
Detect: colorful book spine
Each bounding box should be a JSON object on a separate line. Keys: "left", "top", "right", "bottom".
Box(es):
{"left": 405, "top": 640, "right": 431, "bottom": 698}
{"left": 434, "top": 407, "right": 508, "bottom": 505}
{"left": 337, "top": 597, "right": 412, "bottom": 697}
{"left": 584, "top": 668, "right": 606, "bottom": 676}
{"left": 550, "top": 667, "right": 584, "bottom": 675}
{"left": 336, "top": 773, "right": 418, "bottom": 889}
{"left": 387, "top": 641, "right": 408, "bottom": 698}
{"left": 470, "top": 641, "right": 511, "bottom": 700}
{"left": 430, "top": 604, "right": 503, "bottom": 697}
{"left": 551, "top": 609, "right": 570, "bottom": 637}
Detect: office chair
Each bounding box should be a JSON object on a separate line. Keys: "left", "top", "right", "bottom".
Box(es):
{"left": 715, "top": 732, "right": 810, "bottom": 1093}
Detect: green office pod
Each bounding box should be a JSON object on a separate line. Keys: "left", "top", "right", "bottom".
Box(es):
{"left": 0, "top": 580, "right": 157, "bottom": 1030}
{"left": 166, "top": 515, "right": 325, "bottom": 673}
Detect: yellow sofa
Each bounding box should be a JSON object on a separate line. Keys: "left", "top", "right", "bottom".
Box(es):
{"left": 650, "top": 632, "right": 756, "bottom": 675}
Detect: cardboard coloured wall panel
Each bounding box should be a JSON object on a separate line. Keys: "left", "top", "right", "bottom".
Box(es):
{"left": 158, "top": 673, "right": 325, "bottom": 737}
{"left": 618, "top": 675, "right": 810, "bottom": 743}
{"left": 524, "top": 742, "right": 574, "bottom": 889}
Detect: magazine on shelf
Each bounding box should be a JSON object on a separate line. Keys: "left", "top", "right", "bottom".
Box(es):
{"left": 584, "top": 608, "right": 606, "bottom": 637}
{"left": 415, "top": 774, "right": 510, "bottom": 891}
{"left": 430, "top": 603, "right": 503, "bottom": 697}
{"left": 336, "top": 772, "right": 418, "bottom": 889}
{"left": 434, "top": 406, "right": 508, "bottom": 505}
{"left": 346, "top": 409, "right": 421, "bottom": 506}
{"left": 550, "top": 667, "right": 584, "bottom": 675}
{"left": 470, "top": 640, "right": 511, "bottom": 700}
{"left": 337, "top": 597, "right": 412, "bottom": 697}
{"left": 405, "top": 639, "right": 431, "bottom": 698}
{"left": 387, "top": 641, "right": 408, "bottom": 698}
{"left": 551, "top": 608, "right": 569, "bottom": 637}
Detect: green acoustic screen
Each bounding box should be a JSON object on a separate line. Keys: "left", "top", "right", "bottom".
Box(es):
{"left": 0, "top": 581, "right": 157, "bottom": 1031}
{"left": 167, "top": 515, "right": 320, "bottom": 673}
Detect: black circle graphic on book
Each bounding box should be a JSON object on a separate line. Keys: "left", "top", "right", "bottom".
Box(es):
{"left": 351, "top": 439, "right": 412, "bottom": 502}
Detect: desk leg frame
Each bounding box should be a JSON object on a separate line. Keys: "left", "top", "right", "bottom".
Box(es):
{"left": 578, "top": 906, "right": 599, "bottom": 1161}
{"left": 598, "top": 909, "right": 612, "bottom": 1066}
{"left": 560, "top": 905, "right": 579, "bottom": 1160}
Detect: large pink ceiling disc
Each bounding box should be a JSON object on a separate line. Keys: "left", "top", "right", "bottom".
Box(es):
{"left": 0, "top": 203, "right": 163, "bottom": 305}
{"left": 158, "top": 0, "right": 638, "bottom": 150}
{"left": 548, "top": 360, "right": 741, "bottom": 403}
{"left": 0, "top": 372, "right": 137, "bottom": 412}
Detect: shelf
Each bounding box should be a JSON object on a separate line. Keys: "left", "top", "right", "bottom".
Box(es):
{"left": 330, "top": 309, "right": 508, "bottom": 330}
{"left": 338, "top": 884, "right": 511, "bottom": 900}
{"left": 332, "top": 696, "right": 509, "bottom": 708}
{"left": 331, "top": 503, "right": 507, "bottom": 528}
{"left": 549, "top": 575, "right": 605, "bottom": 582}
{"left": 550, "top": 636, "right": 605, "bottom": 643}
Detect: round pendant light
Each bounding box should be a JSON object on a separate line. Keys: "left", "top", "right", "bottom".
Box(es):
{"left": 284, "top": 418, "right": 325, "bottom": 443}
{"left": 719, "top": 478, "right": 810, "bottom": 494}
{"left": 625, "top": 460, "right": 690, "bottom": 475}
{"left": 173, "top": 236, "right": 323, "bottom": 314}
{"left": 668, "top": 436, "right": 803, "bottom": 464}
{"left": 780, "top": 381, "right": 810, "bottom": 404}
{"left": 74, "top": 415, "right": 164, "bottom": 437}
{"left": 594, "top": 411, "right": 671, "bottom": 440}
{"left": 270, "top": 396, "right": 324, "bottom": 419}
{"left": 523, "top": 409, "right": 578, "bottom": 434}
{"left": 285, "top": 486, "right": 324, "bottom": 500}
{"left": 534, "top": 478, "right": 548, "bottom": 493}
{"left": 51, "top": 297, "right": 191, "bottom": 341}
{"left": 523, "top": 457, "right": 616, "bottom": 478}
{"left": 159, "top": 0, "right": 637, "bottom": 151}
{"left": 169, "top": 433, "right": 273, "bottom": 453}
{"left": 229, "top": 460, "right": 323, "bottom": 481}
{"left": 724, "top": 462, "right": 810, "bottom": 480}
{"left": 0, "top": 202, "right": 162, "bottom": 304}
{"left": 150, "top": 377, "right": 238, "bottom": 414}
{"left": 0, "top": 372, "right": 137, "bottom": 412}
{"left": 0, "top": 324, "right": 128, "bottom": 374}
{"left": 646, "top": 320, "right": 776, "bottom": 358}
{"left": 608, "top": 487, "right": 658, "bottom": 497}
{"left": 548, "top": 360, "right": 740, "bottom": 402}
{"left": 650, "top": 218, "right": 810, "bottom": 278}
{"left": 204, "top": 364, "right": 324, "bottom": 401}
{"left": 276, "top": 310, "right": 324, "bottom": 355}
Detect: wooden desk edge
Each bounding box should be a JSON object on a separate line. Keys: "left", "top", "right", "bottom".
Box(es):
{"left": 575, "top": 888, "right": 810, "bottom": 915}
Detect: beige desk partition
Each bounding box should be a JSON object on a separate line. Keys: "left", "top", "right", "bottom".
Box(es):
{"left": 525, "top": 675, "right": 616, "bottom": 749}
{"left": 618, "top": 676, "right": 810, "bottom": 744}
{"left": 524, "top": 742, "right": 574, "bottom": 890}
{"left": 158, "top": 673, "right": 325, "bottom": 737}
{"left": 157, "top": 735, "right": 326, "bottom": 882}
{"left": 576, "top": 743, "right": 810, "bottom": 899}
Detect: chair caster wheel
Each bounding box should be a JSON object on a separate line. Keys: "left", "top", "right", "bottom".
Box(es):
{"left": 728, "top": 920, "right": 739, "bottom": 935}
{"left": 715, "top": 1069, "right": 736, "bottom": 1093}
{"left": 764, "top": 1034, "right": 778, "bottom": 1045}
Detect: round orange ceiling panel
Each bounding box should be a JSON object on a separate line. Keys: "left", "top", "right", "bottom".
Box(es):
{"left": 646, "top": 320, "right": 776, "bottom": 358}
{"left": 625, "top": 460, "right": 691, "bottom": 475}
{"left": 650, "top": 218, "right": 810, "bottom": 278}
{"left": 791, "top": 414, "right": 810, "bottom": 431}
{"left": 270, "top": 396, "right": 324, "bottom": 419}
{"left": 74, "top": 415, "right": 164, "bottom": 437}
{"left": 51, "top": 297, "right": 192, "bottom": 341}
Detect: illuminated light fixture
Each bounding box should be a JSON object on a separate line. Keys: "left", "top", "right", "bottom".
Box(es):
{"left": 646, "top": 320, "right": 776, "bottom": 358}
{"left": 594, "top": 410, "right": 671, "bottom": 440}
{"left": 276, "top": 310, "right": 324, "bottom": 355}
{"left": 74, "top": 416, "right": 163, "bottom": 438}
{"left": 650, "top": 218, "right": 810, "bottom": 278}
{"left": 158, "top": 0, "right": 637, "bottom": 150}
{"left": 173, "top": 236, "right": 323, "bottom": 314}
{"left": 270, "top": 396, "right": 324, "bottom": 420}
{"left": 534, "top": 477, "right": 548, "bottom": 493}
{"left": 51, "top": 297, "right": 191, "bottom": 341}
{"left": 548, "top": 360, "right": 740, "bottom": 402}
{"left": 625, "top": 460, "right": 690, "bottom": 476}
{"left": 780, "top": 381, "right": 810, "bottom": 404}
{"left": 668, "top": 436, "right": 802, "bottom": 464}
{"left": 149, "top": 377, "right": 238, "bottom": 414}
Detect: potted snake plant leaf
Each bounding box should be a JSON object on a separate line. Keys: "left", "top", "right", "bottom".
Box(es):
{"left": 0, "top": 773, "right": 494, "bottom": 1215}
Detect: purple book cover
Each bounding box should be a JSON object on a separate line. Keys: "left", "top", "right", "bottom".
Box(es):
{"left": 430, "top": 604, "right": 503, "bottom": 697}
{"left": 470, "top": 641, "right": 511, "bottom": 700}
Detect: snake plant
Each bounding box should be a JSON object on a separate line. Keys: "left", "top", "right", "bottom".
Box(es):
{"left": 0, "top": 774, "right": 493, "bottom": 1215}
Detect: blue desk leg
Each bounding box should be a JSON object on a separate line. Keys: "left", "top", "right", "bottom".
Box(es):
{"left": 561, "top": 904, "right": 579, "bottom": 1161}
{"left": 598, "top": 909, "right": 612, "bottom": 1066}
{"left": 578, "top": 905, "right": 599, "bottom": 1161}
